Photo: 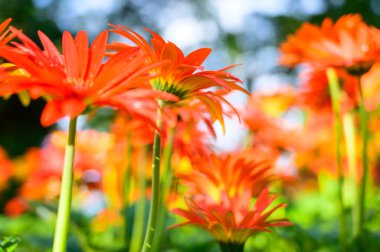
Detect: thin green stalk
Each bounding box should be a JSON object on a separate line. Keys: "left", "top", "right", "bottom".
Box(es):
{"left": 326, "top": 68, "right": 347, "bottom": 250}
{"left": 151, "top": 127, "right": 175, "bottom": 252}
{"left": 354, "top": 75, "right": 369, "bottom": 238}
{"left": 343, "top": 113, "right": 358, "bottom": 214}
{"left": 142, "top": 109, "right": 163, "bottom": 252}
{"left": 129, "top": 146, "right": 149, "bottom": 252}
{"left": 343, "top": 113, "right": 357, "bottom": 181}
{"left": 52, "top": 117, "right": 78, "bottom": 252}
{"left": 122, "top": 131, "right": 133, "bottom": 246}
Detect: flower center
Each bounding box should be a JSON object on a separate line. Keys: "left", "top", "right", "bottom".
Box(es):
{"left": 151, "top": 78, "right": 188, "bottom": 100}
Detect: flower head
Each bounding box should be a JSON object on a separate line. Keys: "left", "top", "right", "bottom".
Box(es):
{"left": 0, "top": 28, "right": 173, "bottom": 126}
{"left": 242, "top": 91, "right": 302, "bottom": 157}
{"left": 172, "top": 187, "right": 291, "bottom": 245}
{"left": 0, "top": 147, "right": 13, "bottom": 190}
{"left": 279, "top": 14, "right": 380, "bottom": 75}
{"left": 18, "top": 130, "right": 112, "bottom": 200}
{"left": 0, "top": 18, "right": 16, "bottom": 46}
{"left": 179, "top": 152, "right": 273, "bottom": 198}
{"left": 298, "top": 66, "right": 358, "bottom": 112}
{"left": 109, "top": 25, "right": 247, "bottom": 131}
{"left": 171, "top": 152, "right": 291, "bottom": 245}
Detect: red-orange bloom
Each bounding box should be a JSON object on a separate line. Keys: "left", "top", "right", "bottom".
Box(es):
{"left": 19, "top": 130, "right": 112, "bottom": 200}
{"left": 298, "top": 66, "right": 358, "bottom": 112}
{"left": 362, "top": 62, "right": 380, "bottom": 110}
{"left": 179, "top": 153, "right": 273, "bottom": 198}
{"left": 0, "top": 18, "right": 16, "bottom": 46}
{"left": 0, "top": 147, "right": 13, "bottom": 190}
{"left": 0, "top": 28, "right": 174, "bottom": 126}
{"left": 172, "top": 187, "right": 291, "bottom": 245}
{"left": 109, "top": 25, "right": 247, "bottom": 130}
{"left": 279, "top": 14, "right": 380, "bottom": 74}
{"left": 4, "top": 197, "right": 29, "bottom": 217}
{"left": 171, "top": 152, "right": 291, "bottom": 245}
{"left": 242, "top": 91, "right": 302, "bottom": 157}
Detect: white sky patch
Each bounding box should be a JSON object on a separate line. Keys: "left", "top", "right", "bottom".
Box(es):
{"left": 56, "top": 115, "right": 87, "bottom": 131}
{"left": 33, "top": 0, "right": 54, "bottom": 8}
{"left": 56, "top": 0, "right": 117, "bottom": 32}
{"left": 210, "top": 0, "right": 291, "bottom": 32}
{"left": 299, "top": 0, "right": 326, "bottom": 15}
{"left": 163, "top": 18, "right": 218, "bottom": 49}
{"left": 253, "top": 73, "right": 293, "bottom": 93}
{"left": 212, "top": 115, "right": 248, "bottom": 152}
{"left": 209, "top": 89, "right": 249, "bottom": 152}
{"left": 68, "top": 0, "right": 116, "bottom": 16}
{"left": 157, "top": 1, "right": 197, "bottom": 26}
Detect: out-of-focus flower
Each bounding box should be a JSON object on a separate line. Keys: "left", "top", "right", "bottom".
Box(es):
{"left": 254, "top": 86, "right": 297, "bottom": 117}
{"left": 109, "top": 25, "right": 247, "bottom": 131}
{"left": 298, "top": 66, "right": 358, "bottom": 112}
{"left": 0, "top": 63, "right": 31, "bottom": 106}
{"left": 294, "top": 115, "right": 351, "bottom": 178}
{"left": 48, "top": 130, "right": 113, "bottom": 173}
{"left": 111, "top": 113, "right": 155, "bottom": 148}
{"left": 91, "top": 209, "right": 123, "bottom": 233}
{"left": 242, "top": 91, "right": 303, "bottom": 157}
{"left": 0, "top": 147, "right": 13, "bottom": 190}
{"left": 362, "top": 62, "right": 380, "bottom": 110}
{"left": 0, "top": 28, "right": 174, "bottom": 126}
{"left": 0, "top": 18, "right": 16, "bottom": 46}
{"left": 279, "top": 14, "right": 380, "bottom": 75}
{"left": 19, "top": 130, "right": 112, "bottom": 200}
{"left": 0, "top": 20, "right": 29, "bottom": 108}
{"left": 179, "top": 152, "right": 273, "bottom": 198}
{"left": 3, "top": 197, "right": 28, "bottom": 217}
{"left": 171, "top": 120, "right": 212, "bottom": 166}
{"left": 103, "top": 118, "right": 154, "bottom": 210}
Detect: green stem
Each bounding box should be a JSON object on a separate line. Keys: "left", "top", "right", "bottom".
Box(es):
{"left": 326, "top": 68, "right": 347, "bottom": 250}
{"left": 142, "top": 110, "right": 163, "bottom": 252}
{"left": 343, "top": 113, "right": 357, "bottom": 180}
{"left": 354, "top": 75, "right": 368, "bottom": 238}
{"left": 52, "top": 117, "right": 77, "bottom": 252}
{"left": 122, "top": 131, "right": 133, "bottom": 246}
{"left": 343, "top": 113, "right": 358, "bottom": 214}
{"left": 151, "top": 126, "right": 175, "bottom": 252}
{"left": 129, "top": 146, "right": 149, "bottom": 252}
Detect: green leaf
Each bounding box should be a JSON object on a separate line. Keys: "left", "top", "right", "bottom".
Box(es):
{"left": 0, "top": 236, "right": 22, "bottom": 252}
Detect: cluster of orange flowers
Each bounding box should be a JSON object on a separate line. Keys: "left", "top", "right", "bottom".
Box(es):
{"left": 277, "top": 14, "right": 380, "bottom": 181}
{"left": 3, "top": 11, "right": 380, "bottom": 251}
{"left": 0, "top": 17, "right": 293, "bottom": 251}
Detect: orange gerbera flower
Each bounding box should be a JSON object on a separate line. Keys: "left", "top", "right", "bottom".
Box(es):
{"left": 171, "top": 120, "right": 212, "bottom": 163}
{"left": 0, "top": 28, "right": 174, "bottom": 126}
{"left": 179, "top": 152, "right": 273, "bottom": 198}
{"left": 172, "top": 187, "right": 291, "bottom": 246}
{"left": 298, "top": 66, "right": 358, "bottom": 112}
{"left": 18, "top": 130, "right": 112, "bottom": 200}
{"left": 279, "top": 14, "right": 380, "bottom": 75}
{"left": 109, "top": 25, "right": 247, "bottom": 130}
{"left": 0, "top": 18, "right": 16, "bottom": 46}
{"left": 4, "top": 197, "right": 29, "bottom": 217}
{"left": 172, "top": 152, "right": 291, "bottom": 247}
{"left": 0, "top": 147, "right": 13, "bottom": 190}
{"left": 361, "top": 62, "right": 380, "bottom": 110}
{"left": 242, "top": 92, "right": 302, "bottom": 157}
